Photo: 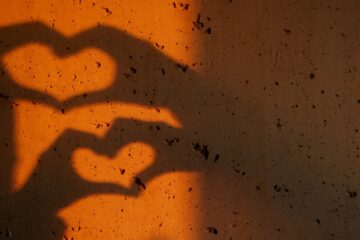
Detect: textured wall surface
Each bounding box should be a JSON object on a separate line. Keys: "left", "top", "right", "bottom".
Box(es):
{"left": 0, "top": 1, "right": 360, "bottom": 239}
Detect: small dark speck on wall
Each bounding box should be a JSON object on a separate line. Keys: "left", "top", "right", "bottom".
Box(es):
{"left": 207, "top": 226, "right": 218, "bottom": 234}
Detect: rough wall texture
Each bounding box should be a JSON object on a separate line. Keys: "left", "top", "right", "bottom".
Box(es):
{"left": 0, "top": 0, "right": 360, "bottom": 239}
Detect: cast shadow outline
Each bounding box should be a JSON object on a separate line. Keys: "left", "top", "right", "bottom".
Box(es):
{"left": 0, "top": 21, "right": 216, "bottom": 239}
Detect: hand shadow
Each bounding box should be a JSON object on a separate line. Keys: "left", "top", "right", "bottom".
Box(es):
{"left": 0, "top": 22, "right": 222, "bottom": 239}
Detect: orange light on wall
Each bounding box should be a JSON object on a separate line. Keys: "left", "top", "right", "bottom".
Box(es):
{"left": 0, "top": 1, "right": 203, "bottom": 239}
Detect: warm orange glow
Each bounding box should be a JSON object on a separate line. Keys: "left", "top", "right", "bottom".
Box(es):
{"left": 65, "top": 144, "right": 201, "bottom": 239}
{"left": 57, "top": 173, "right": 201, "bottom": 240}
{"left": 72, "top": 142, "right": 156, "bottom": 188}
{"left": 12, "top": 100, "right": 181, "bottom": 192}
{"left": 3, "top": 44, "right": 116, "bottom": 101}
{"left": 1, "top": 1, "right": 202, "bottom": 239}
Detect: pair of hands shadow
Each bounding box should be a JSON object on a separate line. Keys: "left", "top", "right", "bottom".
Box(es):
{"left": 11, "top": 119, "right": 187, "bottom": 239}
{"left": 0, "top": 22, "right": 217, "bottom": 239}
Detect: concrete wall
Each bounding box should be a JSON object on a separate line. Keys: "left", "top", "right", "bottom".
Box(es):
{"left": 0, "top": 0, "right": 359, "bottom": 239}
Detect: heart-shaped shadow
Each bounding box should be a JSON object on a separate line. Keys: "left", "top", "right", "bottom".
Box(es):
{"left": 0, "top": 22, "right": 221, "bottom": 240}
{"left": 72, "top": 142, "right": 156, "bottom": 189}
{"left": 4, "top": 43, "right": 116, "bottom": 101}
